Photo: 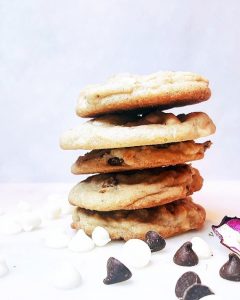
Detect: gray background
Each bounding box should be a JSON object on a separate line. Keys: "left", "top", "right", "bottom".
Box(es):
{"left": 1, "top": 0, "right": 239, "bottom": 182}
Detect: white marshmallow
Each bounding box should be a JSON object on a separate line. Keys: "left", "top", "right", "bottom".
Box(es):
{"left": 68, "top": 230, "right": 95, "bottom": 252}
{"left": 0, "top": 217, "right": 22, "bottom": 235}
{"left": 191, "top": 237, "right": 213, "bottom": 259}
{"left": 17, "top": 201, "right": 32, "bottom": 213}
{"left": 92, "top": 226, "right": 111, "bottom": 246}
{"left": 18, "top": 212, "right": 41, "bottom": 232}
{"left": 0, "top": 257, "right": 9, "bottom": 277}
{"left": 122, "top": 239, "right": 151, "bottom": 268}
{"left": 50, "top": 261, "right": 81, "bottom": 289}
{"left": 45, "top": 229, "right": 71, "bottom": 249}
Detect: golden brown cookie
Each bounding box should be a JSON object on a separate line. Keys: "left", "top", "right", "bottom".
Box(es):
{"left": 71, "top": 140, "right": 211, "bottom": 174}
{"left": 76, "top": 71, "right": 211, "bottom": 117}
{"left": 68, "top": 165, "right": 203, "bottom": 211}
{"left": 72, "top": 197, "right": 206, "bottom": 241}
{"left": 60, "top": 110, "right": 216, "bottom": 150}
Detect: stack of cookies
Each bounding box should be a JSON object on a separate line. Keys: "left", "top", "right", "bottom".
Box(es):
{"left": 60, "top": 71, "right": 216, "bottom": 241}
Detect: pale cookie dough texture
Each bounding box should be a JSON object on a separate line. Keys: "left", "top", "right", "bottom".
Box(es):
{"left": 68, "top": 165, "right": 203, "bottom": 211}
{"left": 60, "top": 110, "right": 216, "bottom": 150}
{"left": 71, "top": 141, "right": 211, "bottom": 174}
{"left": 76, "top": 71, "right": 211, "bottom": 117}
{"left": 72, "top": 197, "right": 206, "bottom": 241}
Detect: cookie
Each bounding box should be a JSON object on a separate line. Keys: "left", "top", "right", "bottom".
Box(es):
{"left": 68, "top": 165, "right": 203, "bottom": 211}
{"left": 60, "top": 110, "right": 216, "bottom": 150}
{"left": 71, "top": 197, "right": 206, "bottom": 241}
{"left": 71, "top": 140, "right": 211, "bottom": 174}
{"left": 75, "top": 71, "right": 211, "bottom": 117}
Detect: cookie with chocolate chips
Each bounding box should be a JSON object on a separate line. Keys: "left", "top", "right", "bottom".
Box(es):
{"left": 71, "top": 197, "right": 206, "bottom": 241}
{"left": 68, "top": 164, "right": 203, "bottom": 211}
{"left": 71, "top": 140, "right": 211, "bottom": 174}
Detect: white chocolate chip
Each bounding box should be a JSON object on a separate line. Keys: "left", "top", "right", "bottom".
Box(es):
{"left": 92, "top": 226, "right": 111, "bottom": 246}
{"left": 191, "top": 237, "right": 213, "bottom": 259}
{"left": 50, "top": 261, "right": 81, "bottom": 289}
{"left": 0, "top": 257, "right": 9, "bottom": 277}
{"left": 122, "top": 239, "right": 151, "bottom": 268}
{"left": 68, "top": 230, "right": 95, "bottom": 252}
{"left": 44, "top": 229, "right": 71, "bottom": 249}
{"left": 18, "top": 212, "right": 41, "bottom": 232}
{"left": 47, "top": 193, "right": 73, "bottom": 216}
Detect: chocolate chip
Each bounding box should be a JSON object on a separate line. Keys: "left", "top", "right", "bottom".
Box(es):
{"left": 173, "top": 242, "right": 199, "bottom": 266}
{"left": 219, "top": 253, "right": 240, "bottom": 281}
{"left": 102, "top": 176, "right": 118, "bottom": 188}
{"left": 183, "top": 284, "right": 214, "bottom": 300}
{"left": 175, "top": 271, "right": 201, "bottom": 298}
{"left": 107, "top": 157, "right": 124, "bottom": 166}
{"left": 177, "top": 113, "right": 187, "bottom": 122}
{"left": 154, "top": 143, "right": 171, "bottom": 149}
{"left": 103, "top": 257, "right": 132, "bottom": 285}
{"left": 145, "top": 231, "right": 166, "bottom": 252}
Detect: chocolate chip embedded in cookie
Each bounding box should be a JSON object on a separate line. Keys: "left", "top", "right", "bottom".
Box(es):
{"left": 71, "top": 140, "right": 211, "bottom": 174}
{"left": 75, "top": 71, "right": 211, "bottom": 118}
{"left": 68, "top": 164, "right": 203, "bottom": 211}
{"left": 71, "top": 197, "right": 206, "bottom": 241}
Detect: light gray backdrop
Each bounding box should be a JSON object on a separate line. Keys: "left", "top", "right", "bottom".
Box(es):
{"left": 1, "top": 0, "right": 240, "bottom": 182}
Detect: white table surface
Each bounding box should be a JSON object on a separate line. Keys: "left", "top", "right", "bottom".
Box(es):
{"left": 0, "top": 182, "right": 239, "bottom": 300}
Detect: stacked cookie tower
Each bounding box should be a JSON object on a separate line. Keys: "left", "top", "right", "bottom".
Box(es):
{"left": 60, "top": 71, "right": 216, "bottom": 241}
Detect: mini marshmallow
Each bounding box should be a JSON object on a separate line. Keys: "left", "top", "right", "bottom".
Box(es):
{"left": 17, "top": 201, "right": 32, "bottom": 213}
{"left": 50, "top": 261, "right": 81, "bottom": 289}
{"left": 0, "top": 217, "right": 22, "bottom": 235}
{"left": 45, "top": 229, "right": 71, "bottom": 249}
{"left": 0, "top": 257, "right": 9, "bottom": 277}
{"left": 92, "top": 226, "right": 111, "bottom": 246}
{"left": 68, "top": 229, "right": 95, "bottom": 252}
{"left": 122, "top": 239, "right": 151, "bottom": 268}
{"left": 18, "top": 212, "right": 41, "bottom": 232}
{"left": 191, "top": 237, "right": 213, "bottom": 259}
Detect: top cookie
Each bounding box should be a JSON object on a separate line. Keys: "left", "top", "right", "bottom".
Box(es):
{"left": 76, "top": 71, "right": 211, "bottom": 117}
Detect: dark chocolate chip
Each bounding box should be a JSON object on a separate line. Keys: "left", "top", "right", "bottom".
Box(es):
{"left": 175, "top": 271, "right": 201, "bottom": 298}
{"left": 219, "top": 253, "right": 240, "bottom": 281}
{"left": 183, "top": 284, "right": 214, "bottom": 300}
{"left": 102, "top": 176, "right": 118, "bottom": 188}
{"left": 173, "top": 242, "right": 199, "bottom": 266}
{"left": 103, "top": 257, "right": 132, "bottom": 285}
{"left": 154, "top": 143, "right": 171, "bottom": 149}
{"left": 107, "top": 157, "right": 124, "bottom": 166}
{"left": 177, "top": 113, "right": 187, "bottom": 122}
{"left": 145, "top": 231, "right": 166, "bottom": 252}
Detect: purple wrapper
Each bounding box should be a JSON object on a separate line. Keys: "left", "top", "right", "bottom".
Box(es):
{"left": 212, "top": 216, "right": 240, "bottom": 255}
